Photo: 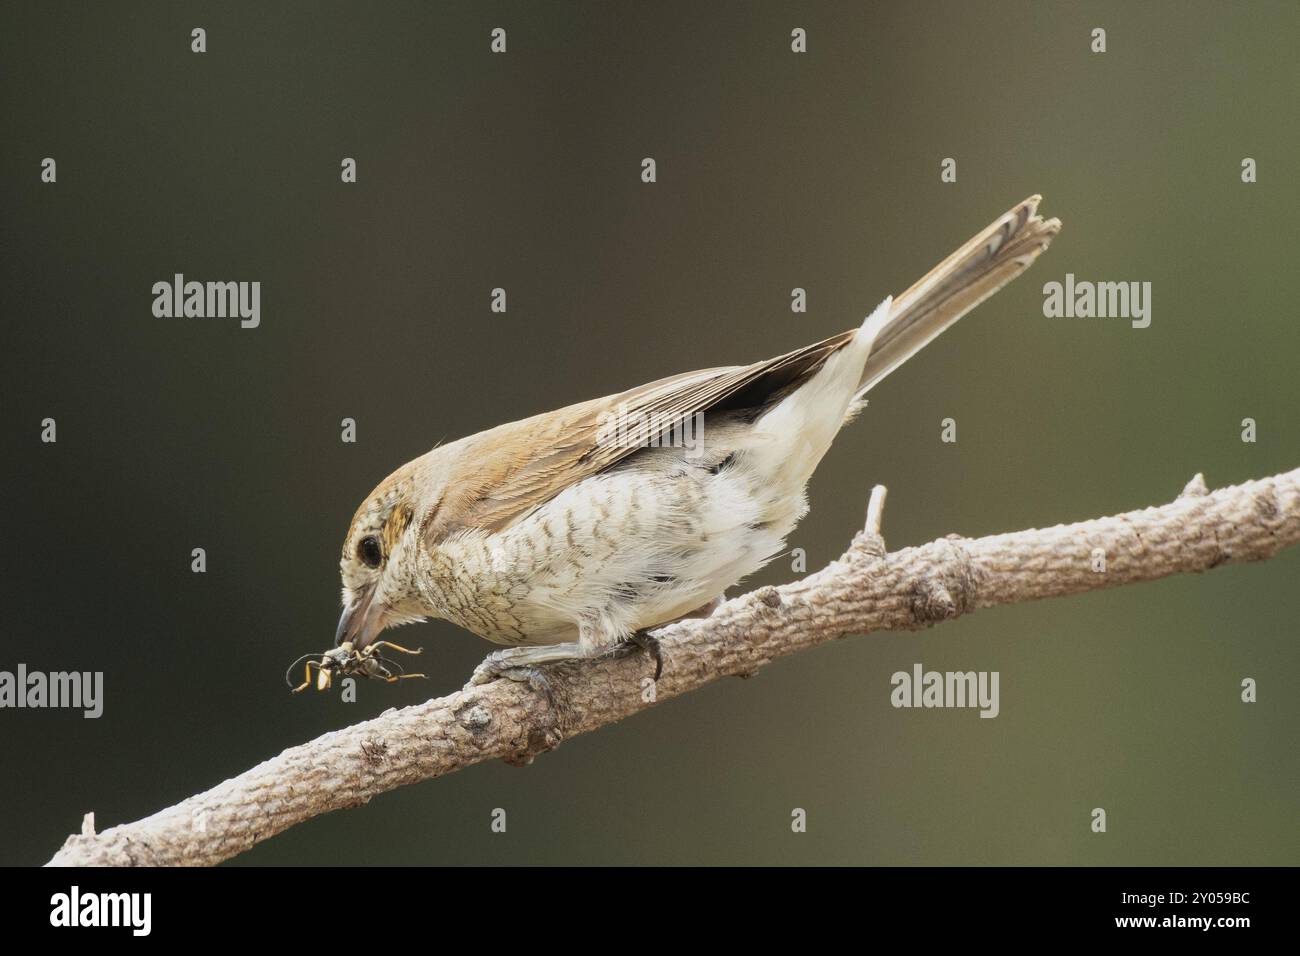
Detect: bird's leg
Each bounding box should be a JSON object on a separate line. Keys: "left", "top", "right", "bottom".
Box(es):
{"left": 467, "top": 643, "right": 588, "bottom": 706}
{"left": 616, "top": 594, "right": 724, "bottom": 681}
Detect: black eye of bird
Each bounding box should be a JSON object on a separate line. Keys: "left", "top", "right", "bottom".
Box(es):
{"left": 358, "top": 536, "right": 383, "bottom": 568}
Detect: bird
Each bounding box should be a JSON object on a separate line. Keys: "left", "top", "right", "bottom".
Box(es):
{"left": 331, "top": 195, "right": 1061, "bottom": 691}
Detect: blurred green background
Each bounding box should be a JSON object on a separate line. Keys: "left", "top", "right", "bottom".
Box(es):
{"left": 2, "top": 1, "right": 1297, "bottom": 866}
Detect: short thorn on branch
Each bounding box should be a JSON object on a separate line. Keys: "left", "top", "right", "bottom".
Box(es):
{"left": 1180, "top": 472, "right": 1210, "bottom": 498}
{"left": 855, "top": 483, "right": 889, "bottom": 557}
{"left": 865, "top": 483, "right": 888, "bottom": 536}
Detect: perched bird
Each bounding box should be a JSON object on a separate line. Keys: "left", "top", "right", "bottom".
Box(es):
{"left": 333, "top": 196, "right": 1060, "bottom": 689}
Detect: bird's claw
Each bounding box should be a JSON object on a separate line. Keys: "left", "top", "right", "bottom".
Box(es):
{"left": 467, "top": 651, "right": 508, "bottom": 687}
{"left": 467, "top": 653, "right": 557, "bottom": 708}
{"left": 624, "top": 630, "right": 664, "bottom": 681}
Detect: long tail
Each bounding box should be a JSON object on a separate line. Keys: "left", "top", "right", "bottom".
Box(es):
{"left": 855, "top": 195, "right": 1061, "bottom": 398}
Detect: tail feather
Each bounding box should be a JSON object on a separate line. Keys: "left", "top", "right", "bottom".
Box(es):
{"left": 854, "top": 195, "right": 1061, "bottom": 398}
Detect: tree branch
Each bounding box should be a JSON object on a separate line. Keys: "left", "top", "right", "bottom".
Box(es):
{"left": 47, "top": 467, "right": 1300, "bottom": 866}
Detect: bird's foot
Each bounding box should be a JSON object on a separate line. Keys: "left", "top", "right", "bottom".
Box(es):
{"left": 622, "top": 629, "right": 664, "bottom": 681}
{"left": 467, "top": 651, "right": 556, "bottom": 708}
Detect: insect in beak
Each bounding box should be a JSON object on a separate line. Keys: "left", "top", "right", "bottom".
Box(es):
{"left": 285, "top": 640, "right": 427, "bottom": 694}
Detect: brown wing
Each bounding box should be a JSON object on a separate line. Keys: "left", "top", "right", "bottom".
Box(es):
{"left": 426, "top": 334, "right": 856, "bottom": 540}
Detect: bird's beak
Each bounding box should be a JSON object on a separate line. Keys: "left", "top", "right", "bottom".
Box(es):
{"left": 335, "top": 588, "right": 386, "bottom": 650}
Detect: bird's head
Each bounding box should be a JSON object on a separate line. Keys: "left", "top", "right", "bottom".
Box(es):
{"left": 336, "top": 462, "right": 435, "bottom": 651}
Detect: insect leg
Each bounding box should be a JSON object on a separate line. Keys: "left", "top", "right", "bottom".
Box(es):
{"left": 367, "top": 640, "right": 424, "bottom": 657}
{"left": 291, "top": 660, "right": 321, "bottom": 694}
{"left": 285, "top": 653, "right": 318, "bottom": 689}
